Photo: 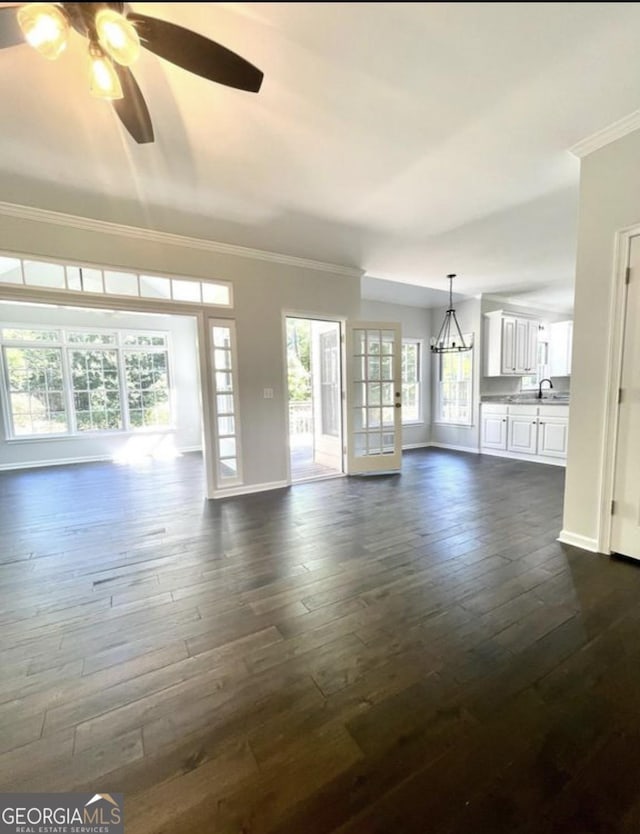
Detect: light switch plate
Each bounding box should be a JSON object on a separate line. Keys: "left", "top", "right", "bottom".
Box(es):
{"left": 263, "top": 388, "right": 274, "bottom": 399}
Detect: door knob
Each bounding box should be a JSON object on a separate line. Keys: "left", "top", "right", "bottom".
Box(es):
{"left": 395, "top": 403, "right": 401, "bottom": 408}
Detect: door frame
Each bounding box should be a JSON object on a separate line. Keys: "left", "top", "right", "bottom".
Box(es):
{"left": 599, "top": 224, "right": 640, "bottom": 553}
{"left": 281, "top": 310, "right": 346, "bottom": 486}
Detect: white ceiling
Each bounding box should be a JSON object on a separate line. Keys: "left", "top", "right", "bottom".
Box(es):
{"left": 1, "top": 2, "right": 640, "bottom": 309}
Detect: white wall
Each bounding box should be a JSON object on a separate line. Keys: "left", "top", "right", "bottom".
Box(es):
{"left": 563, "top": 129, "right": 640, "bottom": 547}
{"left": 360, "top": 299, "right": 431, "bottom": 448}
{"left": 430, "top": 297, "right": 482, "bottom": 450}
{"left": 0, "top": 302, "right": 201, "bottom": 469}
{"left": 0, "top": 211, "right": 361, "bottom": 489}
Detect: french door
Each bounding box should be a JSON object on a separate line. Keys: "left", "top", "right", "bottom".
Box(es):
{"left": 345, "top": 321, "right": 402, "bottom": 474}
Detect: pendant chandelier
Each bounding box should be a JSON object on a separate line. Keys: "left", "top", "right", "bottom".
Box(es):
{"left": 430, "top": 274, "right": 471, "bottom": 354}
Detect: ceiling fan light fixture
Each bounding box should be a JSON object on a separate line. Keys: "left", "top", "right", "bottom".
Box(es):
{"left": 95, "top": 9, "right": 140, "bottom": 67}
{"left": 89, "top": 43, "right": 123, "bottom": 100}
{"left": 17, "top": 3, "right": 69, "bottom": 60}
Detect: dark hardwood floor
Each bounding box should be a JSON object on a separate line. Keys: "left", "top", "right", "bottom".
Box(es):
{"left": 1, "top": 449, "right": 640, "bottom": 833}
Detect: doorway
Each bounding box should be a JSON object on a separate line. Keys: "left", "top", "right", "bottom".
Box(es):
{"left": 286, "top": 316, "right": 343, "bottom": 482}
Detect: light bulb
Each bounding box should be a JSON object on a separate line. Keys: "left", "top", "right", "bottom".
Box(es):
{"left": 17, "top": 3, "right": 69, "bottom": 60}
{"left": 95, "top": 9, "right": 140, "bottom": 67}
{"left": 89, "top": 45, "right": 123, "bottom": 100}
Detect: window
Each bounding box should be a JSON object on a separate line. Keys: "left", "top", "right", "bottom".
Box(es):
{"left": 211, "top": 320, "right": 242, "bottom": 485}
{"left": 0, "top": 326, "right": 171, "bottom": 438}
{"left": 521, "top": 324, "right": 549, "bottom": 391}
{"left": 436, "top": 338, "right": 473, "bottom": 425}
{"left": 0, "top": 252, "right": 232, "bottom": 308}
{"left": 401, "top": 340, "right": 422, "bottom": 423}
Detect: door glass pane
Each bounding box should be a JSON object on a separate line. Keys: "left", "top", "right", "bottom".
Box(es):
{"left": 368, "top": 434, "right": 382, "bottom": 455}
{"left": 368, "top": 408, "right": 381, "bottom": 428}
{"left": 353, "top": 355, "right": 366, "bottom": 382}
{"left": 219, "top": 437, "right": 236, "bottom": 457}
{"left": 381, "top": 356, "right": 393, "bottom": 380}
{"left": 354, "top": 433, "right": 367, "bottom": 457}
{"left": 382, "top": 382, "right": 394, "bottom": 405}
{"left": 353, "top": 330, "right": 366, "bottom": 354}
{"left": 367, "top": 331, "right": 381, "bottom": 355}
{"left": 218, "top": 415, "right": 235, "bottom": 435}
{"left": 353, "top": 408, "right": 365, "bottom": 432}
{"left": 214, "top": 349, "right": 231, "bottom": 370}
{"left": 381, "top": 331, "right": 395, "bottom": 354}
{"left": 213, "top": 327, "right": 231, "bottom": 348}
{"left": 383, "top": 431, "right": 395, "bottom": 452}
{"left": 382, "top": 407, "right": 394, "bottom": 426}
{"left": 215, "top": 372, "right": 233, "bottom": 392}
{"left": 368, "top": 383, "right": 381, "bottom": 406}
{"left": 217, "top": 394, "right": 234, "bottom": 414}
{"left": 220, "top": 458, "right": 237, "bottom": 478}
{"left": 367, "top": 356, "right": 381, "bottom": 380}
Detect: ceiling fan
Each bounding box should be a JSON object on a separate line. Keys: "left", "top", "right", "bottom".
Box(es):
{"left": 0, "top": 2, "right": 264, "bottom": 144}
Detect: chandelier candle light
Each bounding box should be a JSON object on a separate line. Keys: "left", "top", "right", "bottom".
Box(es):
{"left": 430, "top": 274, "right": 472, "bottom": 354}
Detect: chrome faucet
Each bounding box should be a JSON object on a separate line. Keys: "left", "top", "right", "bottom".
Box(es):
{"left": 538, "top": 378, "right": 553, "bottom": 399}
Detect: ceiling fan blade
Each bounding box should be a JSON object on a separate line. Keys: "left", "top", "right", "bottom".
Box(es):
{"left": 127, "top": 12, "right": 263, "bottom": 93}
{"left": 0, "top": 5, "right": 24, "bottom": 49}
{"left": 112, "top": 66, "right": 154, "bottom": 144}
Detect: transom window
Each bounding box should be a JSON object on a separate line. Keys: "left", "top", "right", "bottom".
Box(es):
{"left": 0, "top": 254, "right": 232, "bottom": 308}
{"left": 0, "top": 326, "right": 172, "bottom": 438}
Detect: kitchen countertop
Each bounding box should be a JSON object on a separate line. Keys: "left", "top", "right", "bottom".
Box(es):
{"left": 481, "top": 396, "right": 570, "bottom": 406}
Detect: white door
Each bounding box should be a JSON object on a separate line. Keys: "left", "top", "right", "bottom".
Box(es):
{"left": 508, "top": 415, "right": 538, "bottom": 455}
{"left": 537, "top": 417, "right": 569, "bottom": 458}
{"left": 346, "top": 321, "right": 402, "bottom": 474}
{"left": 611, "top": 235, "right": 640, "bottom": 558}
{"left": 481, "top": 413, "right": 507, "bottom": 449}
{"left": 501, "top": 316, "right": 516, "bottom": 374}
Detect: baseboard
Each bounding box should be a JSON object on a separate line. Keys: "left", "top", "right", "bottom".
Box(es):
{"left": 402, "top": 442, "right": 430, "bottom": 450}
{"left": 557, "top": 530, "right": 602, "bottom": 553}
{"left": 211, "top": 480, "right": 289, "bottom": 499}
{"left": 0, "top": 446, "right": 203, "bottom": 472}
{"left": 0, "top": 454, "right": 113, "bottom": 471}
{"left": 479, "top": 448, "right": 566, "bottom": 467}
{"left": 428, "top": 442, "right": 480, "bottom": 454}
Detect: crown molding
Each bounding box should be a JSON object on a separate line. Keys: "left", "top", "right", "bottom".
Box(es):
{"left": 569, "top": 110, "right": 640, "bottom": 159}
{"left": 0, "top": 201, "right": 364, "bottom": 279}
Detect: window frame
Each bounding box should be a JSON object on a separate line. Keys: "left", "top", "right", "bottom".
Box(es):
{"left": 0, "top": 323, "right": 174, "bottom": 441}
{"left": 434, "top": 335, "right": 474, "bottom": 427}
{"left": 211, "top": 318, "right": 243, "bottom": 487}
{"left": 401, "top": 338, "right": 423, "bottom": 426}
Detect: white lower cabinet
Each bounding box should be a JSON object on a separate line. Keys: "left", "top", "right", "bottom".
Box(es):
{"left": 537, "top": 415, "right": 570, "bottom": 458}
{"left": 480, "top": 405, "right": 508, "bottom": 450}
{"left": 480, "top": 404, "right": 569, "bottom": 465}
{"left": 507, "top": 412, "right": 538, "bottom": 455}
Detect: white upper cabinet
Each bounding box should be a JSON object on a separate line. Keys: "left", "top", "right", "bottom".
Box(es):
{"left": 549, "top": 320, "right": 573, "bottom": 376}
{"left": 484, "top": 311, "right": 540, "bottom": 376}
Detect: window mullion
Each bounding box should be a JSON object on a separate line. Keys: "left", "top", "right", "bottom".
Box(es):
{"left": 62, "top": 347, "right": 76, "bottom": 434}
{"left": 117, "top": 344, "right": 130, "bottom": 431}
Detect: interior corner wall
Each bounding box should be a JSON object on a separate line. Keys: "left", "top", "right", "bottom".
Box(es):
{"left": 0, "top": 303, "right": 201, "bottom": 470}
{"left": 429, "top": 296, "right": 482, "bottom": 450}
{"left": 359, "top": 299, "right": 431, "bottom": 448}
{"left": 563, "top": 129, "right": 640, "bottom": 547}
{"left": 0, "top": 212, "right": 361, "bottom": 488}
